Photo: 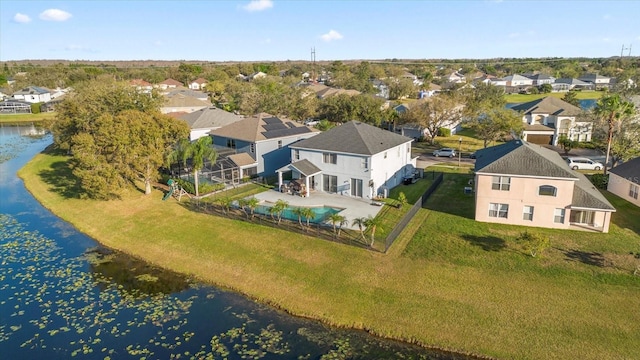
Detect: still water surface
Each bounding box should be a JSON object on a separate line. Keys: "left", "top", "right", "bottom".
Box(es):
{"left": 0, "top": 123, "right": 472, "bottom": 359}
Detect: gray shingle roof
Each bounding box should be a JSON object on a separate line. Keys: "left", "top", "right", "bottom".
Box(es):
{"left": 291, "top": 121, "right": 413, "bottom": 156}
{"left": 510, "top": 96, "right": 582, "bottom": 116}
{"left": 179, "top": 106, "right": 242, "bottom": 130}
{"left": 291, "top": 159, "right": 322, "bottom": 176}
{"left": 572, "top": 172, "right": 616, "bottom": 210}
{"left": 210, "top": 113, "right": 318, "bottom": 142}
{"left": 608, "top": 157, "right": 640, "bottom": 184}
{"left": 474, "top": 140, "right": 578, "bottom": 179}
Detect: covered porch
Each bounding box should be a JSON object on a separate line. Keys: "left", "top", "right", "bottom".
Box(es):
{"left": 568, "top": 207, "right": 614, "bottom": 233}
{"left": 276, "top": 159, "right": 322, "bottom": 198}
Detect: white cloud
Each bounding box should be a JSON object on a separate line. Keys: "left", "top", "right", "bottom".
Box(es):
{"left": 320, "top": 30, "right": 343, "bottom": 42}
{"left": 14, "top": 13, "right": 31, "bottom": 23}
{"left": 39, "top": 9, "right": 72, "bottom": 22}
{"left": 242, "top": 0, "right": 273, "bottom": 12}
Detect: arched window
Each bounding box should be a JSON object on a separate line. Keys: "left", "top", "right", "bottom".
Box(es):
{"left": 539, "top": 185, "right": 557, "bottom": 197}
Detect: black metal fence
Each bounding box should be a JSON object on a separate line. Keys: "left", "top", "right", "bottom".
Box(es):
{"left": 383, "top": 172, "right": 444, "bottom": 252}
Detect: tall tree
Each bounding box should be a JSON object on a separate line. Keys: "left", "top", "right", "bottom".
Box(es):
{"left": 562, "top": 90, "right": 580, "bottom": 107}
{"left": 460, "top": 83, "right": 506, "bottom": 119}
{"left": 471, "top": 108, "right": 524, "bottom": 148}
{"left": 185, "top": 136, "right": 218, "bottom": 197}
{"left": 594, "top": 94, "right": 635, "bottom": 174}
{"left": 49, "top": 78, "right": 188, "bottom": 199}
{"left": 364, "top": 216, "right": 383, "bottom": 248}
{"left": 398, "top": 95, "right": 463, "bottom": 145}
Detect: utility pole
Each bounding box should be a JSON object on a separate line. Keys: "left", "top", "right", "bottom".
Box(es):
{"left": 621, "top": 44, "right": 630, "bottom": 58}
{"left": 310, "top": 47, "right": 316, "bottom": 83}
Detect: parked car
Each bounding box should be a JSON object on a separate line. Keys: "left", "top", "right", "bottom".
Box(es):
{"left": 469, "top": 151, "right": 477, "bottom": 159}
{"left": 432, "top": 148, "right": 456, "bottom": 157}
{"left": 566, "top": 157, "right": 603, "bottom": 170}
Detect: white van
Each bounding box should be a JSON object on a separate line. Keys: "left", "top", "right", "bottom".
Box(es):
{"left": 566, "top": 157, "right": 603, "bottom": 170}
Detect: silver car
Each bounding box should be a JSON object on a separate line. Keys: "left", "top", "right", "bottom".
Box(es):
{"left": 432, "top": 148, "right": 456, "bottom": 157}
{"left": 566, "top": 157, "right": 603, "bottom": 170}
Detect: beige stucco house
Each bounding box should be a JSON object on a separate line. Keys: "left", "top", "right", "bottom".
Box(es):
{"left": 607, "top": 157, "right": 640, "bottom": 207}
{"left": 474, "top": 140, "right": 615, "bottom": 232}
{"left": 511, "top": 96, "right": 591, "bottom": 146}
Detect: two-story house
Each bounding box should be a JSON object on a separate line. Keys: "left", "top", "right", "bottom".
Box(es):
{"left": 189, "top": 78, "right": 208, "bottom": 90}
{"left": 524, "top": 73, "right": 556, "bottom": 86}
{"left": 279, "top": 121, "right": 417, "bottom": 199}
{"left": 578, "top": 73, "right": 612, "bottom": 89}
{"left": 210, "top": 113, "right": 319, "bottom": 177}
{"left": 510, "top": 96, "right": 591, "bottom": 145}
{"left": 607, "top": 157, "right": 640, "bottom": 207}
{"left": 474, "top": 140, "right": 615, "bottom": 232}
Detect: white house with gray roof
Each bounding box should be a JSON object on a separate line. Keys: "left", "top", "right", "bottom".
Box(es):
{"left": 12, "top": 86, "right": 51, "bottom": 103}
{"left": 607, "top": 157, "right": 640, "bottom": 208}
{"left": 281, "top": 121, "right": 417, "bottom": 199}
{"left": 474, "top": 140, "right": 615, "bottom": 232}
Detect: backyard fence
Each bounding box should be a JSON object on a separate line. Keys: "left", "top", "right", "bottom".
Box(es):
{"left": 383, "top": 172, "right": 444, "bottom": 252}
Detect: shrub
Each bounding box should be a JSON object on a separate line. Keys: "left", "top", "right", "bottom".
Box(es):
{"left": 574, "top": 141, "right": 598, "bottom": 150}
{"left": 517, "top": 231, "right": 550, "bottom": 258}
{"left": 588, "top": 173, "right": 608, "bottom": 189}
{"left": 30, "top": 102, "right": 42, "bottom": 114}
{"left": 437, "top": 128, "right": 451, "bottom": 137}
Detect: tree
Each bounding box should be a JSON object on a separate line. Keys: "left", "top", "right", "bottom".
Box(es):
{"left": 300, "top": 207, "right": 315, "bottom": 232}
{"left": 215, "top": 197, "right": 233, "bottom": 215}
{"left": 387, "top": 78, "right": 416, "bottom": 100}
{"left": 184, "top": 136, "right": 218, "bottom": 197}
{"left": 538, "top": 84, "right": 552, "bottom": 93}
{"left": 397, "top": 192, "right": 408, "bottom": 209}
{"left": 399, "top": 95, "right": 463, "bottom": 145}
{"left": 460, "top": 83, "right": 506, "bottom": 119}
{"left": 49, "top": 78, "right": 188, "bottom": 199}
{"left": 327, "top": 213, "right": 347, "bottom": 238}
{"left": 292, "top": 207, "right": 305, "bottom": 228}
{"left": 364, "top": 216, "right": 383, "bottom": 247}
{"left": 471, "top": 108, "right": 524, "bottom": 148}
{"left": 273, "top": 199, "right": 289, "bottom": 224}
{"left": 351, "top": 217, "right": 367, "bottom": 241}
{"left": 562, "top": 90, "right": 580, "bottom": 107}
{"left": 557, "top": 135, "right": 576, "bottom": 155}
{"left": 594, "top": 94, "right": 635, "bottom": 174}
{"left": 245, "top": 197, "right": 260, "bottom": 219}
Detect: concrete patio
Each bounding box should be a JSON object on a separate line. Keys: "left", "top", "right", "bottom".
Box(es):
{"left": 250, "top": 189, "right": 385, "bottom": 230}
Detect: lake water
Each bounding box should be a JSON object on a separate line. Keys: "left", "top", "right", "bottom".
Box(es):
{"left": 0, "top": 123, "right": 474, "bottom": 359}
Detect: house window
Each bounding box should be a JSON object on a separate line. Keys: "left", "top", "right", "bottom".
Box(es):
{"left": 361, "top": 157, "right": 368, "bottom": 169}
{"left": 250, "top": 143, "right": 255, "bottom": 153}
{"left": 539, "top": 185, "right": 557, "bottom": 197}
{"left": 630, "top": 183, "right": 639, "bottom": 200}
{"left": 277, "top": 140, "right": 282, "bottom": 149}
{"left": 554, "top": 208, "right": 565, "bottom": 223}
{"left": 523, "top": 206, "right": 534, "bottom": 221}
{"left": 294, "top": 149, "right": 299, "bottom": 160}
{"left": 226, "top": 139, "right": 236, "bottom": 149}
{"left": 407, "top": 146, "right": 410, "bottom": 153}
{"left": 489, "top": 203, "right": 509, "bottom": 218}
{"left": 491, "top": 176, "right": 511, "bottom": 191}
{"left": 323, "top": 152, "right": 337, "bottom": 164}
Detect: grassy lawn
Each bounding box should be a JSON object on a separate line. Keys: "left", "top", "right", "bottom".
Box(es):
{"left": 18, "top": 151, "right": 640, "bottom": 360}
{"left": 0, "top": 112, "right": 57, "bottom": 123}
{"left": 413, "top": 128, "right": 486, "bottom": 156}
{"left": 505, "top": 90, "right": 604, "bottom": 103}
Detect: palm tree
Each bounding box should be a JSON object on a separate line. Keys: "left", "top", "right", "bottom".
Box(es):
{"left": 215, "top": 196, "right": 233, "bottom": 215}
{"left": 185, "top": 136, "right": 218, "bottom": 197}
{"left": 245, "top": 197, "right": 260, "bottom": 219}
{"left": 327, "top": 213, "right": 347, "bottom": 238}
{"left": 351, "top": 217, "right": 367, "bottom": 241}
{"left": 273, "top": 199, "right": 289, "bottom": 224}
{"left": 594, "top": 94, "right": 635, "bottom": 174}
{"left": 166, "top": 138, "right": 191, "bottom": 175}
{"left": 364, "top": 215, "right": 383, "bottom": 247}
{"left": 300, "top": 207, "right": 315, "bottom": 232}
{"left": 237, "top": 198, "right": 250, "bottom": 218}
{"left": 292, "top": 207, "right": 305, "bottom": 228}
{"left": 268, "top": 205, "right": 279, "bottom": 221}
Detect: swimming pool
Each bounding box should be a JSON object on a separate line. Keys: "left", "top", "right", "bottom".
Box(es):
{"left": 254, "top": 204, "right": 343, "bottom": 223}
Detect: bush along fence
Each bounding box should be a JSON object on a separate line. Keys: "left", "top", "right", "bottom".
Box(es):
{"left": 383, "top": 173, "right": 444, "bottom": 252}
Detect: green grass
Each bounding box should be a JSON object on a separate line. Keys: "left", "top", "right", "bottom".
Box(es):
{"left": 0, "top": 112, "right": 57, "bottom": 123}
{"left": 18, "top": 151, "right": 640, "bottom": 360}
{"left": 505, "top": 90, "right": 604, "bottom": 103}
{"left": 413, "top": 128, "right": 486, "bottom": 155}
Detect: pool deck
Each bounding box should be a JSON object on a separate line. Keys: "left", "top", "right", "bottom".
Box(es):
{"left": 251, "top": 189, "right": 385, "bottom": 230}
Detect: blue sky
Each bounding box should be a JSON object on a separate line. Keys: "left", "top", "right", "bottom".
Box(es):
{"left": 1, "top": 0, "right": 639, "bottom": 61}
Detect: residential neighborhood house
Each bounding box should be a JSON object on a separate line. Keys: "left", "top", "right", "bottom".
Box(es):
{"left": 510, "top": 96, "right": 591, "bottom": 145}
{"left": 188, "top": 78, "right": 208, "bottom": 90}
{"left": 178, "top": 106, "right": 243, "bottom": 140}
{"left": 161, "top": 92, "right": 212, "bottom": 115}
{"left": 474, "top": 140, "right": 615, "bottom": 233}
{"left": 12, "top": 86, "right": 51, "bottom": 103}
{"left": 282, "top": 121, "right": 417, "bottom": 199}
{"left": 210, "top": 113, "right": 319, "bottom": 178}
{"left": 607, "top": 157, "right": 640, "bottom": 207}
